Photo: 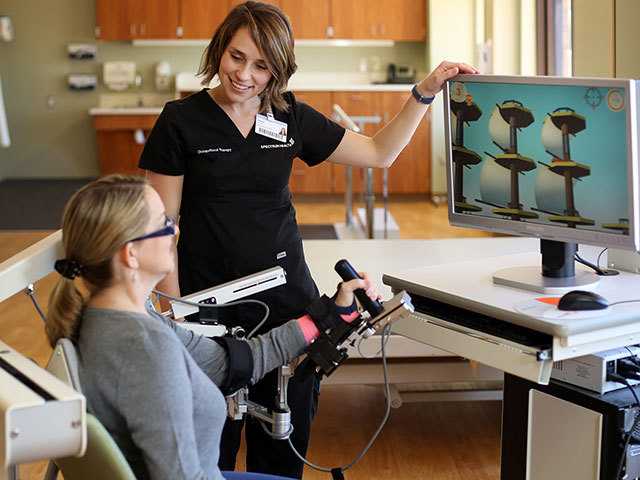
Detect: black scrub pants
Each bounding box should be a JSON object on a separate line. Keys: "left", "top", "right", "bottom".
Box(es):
{"left": 219, "top": 367, "right": 320, "bottom": 479}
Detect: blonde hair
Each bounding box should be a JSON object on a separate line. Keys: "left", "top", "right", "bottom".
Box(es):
{"left": 198, "top": 1, "right": 297, "bottom": 113}
{"left": 45, "top": 175, "right": 150, "bottom": 347}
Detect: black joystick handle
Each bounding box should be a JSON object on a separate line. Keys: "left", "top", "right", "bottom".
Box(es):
{"left": 334, "top": 259, "right": 384, "bottom": 317}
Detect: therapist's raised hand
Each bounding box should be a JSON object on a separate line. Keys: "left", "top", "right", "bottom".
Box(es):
{"left": 416, "top": 61, "right": 479, "bottom": 99}
{"left": 334, "top": 272, "right": 381, "bottom": 308}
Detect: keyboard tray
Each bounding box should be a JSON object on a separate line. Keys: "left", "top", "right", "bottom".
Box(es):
{"left": 392, "top": 293, "right": 554, "bottom": 384}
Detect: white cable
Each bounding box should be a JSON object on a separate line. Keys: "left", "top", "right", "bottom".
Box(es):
{"left": 356, "top": 329, "right": 391, "bottom": 359}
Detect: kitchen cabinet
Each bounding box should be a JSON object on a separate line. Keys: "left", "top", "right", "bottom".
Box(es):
{"left": 281, "top": 0, "right": 332, "bottom": 39}
{"left": 331, "top": 0, "right": 426, "bottom": 41}
{"left": 95, "top": 0, "right": 131, "bottom": 40}
{"left": 380, "top": 91, "right": 430, "bottom": 193}
{"left": 96, "top": 0, "right": 426, "bottom": 41}
{"left": 91, "top": 91, "right": 430, "bottom": 193}
{"left": 96, "top": 0, "right": 180, "bottom": 40}
{"left": 93, "top": 115, "right": 158, "bottom": 175}
{"left": 289, "top": 91, "right": 430, "bottom": 195}
{"left": 289, "top": 92, "right": 335, "bottom": 194}
{"left": 180, "top": 0, "right": 228, "bottom": 39}
{"left": 331, "top": 91, "right": 383, "bottom": 194}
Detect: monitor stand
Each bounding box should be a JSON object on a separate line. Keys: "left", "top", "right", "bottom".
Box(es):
{"left": 492, "top": 239, "right": 600, "bottom": 294}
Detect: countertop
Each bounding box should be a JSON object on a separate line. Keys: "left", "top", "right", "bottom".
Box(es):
{"left": 89, "top": 72, "right": 417, "bottom": 116}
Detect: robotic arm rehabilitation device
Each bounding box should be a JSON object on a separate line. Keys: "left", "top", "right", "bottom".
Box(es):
{"left": 222, "top": 259, "right": 414, "bottom": 441}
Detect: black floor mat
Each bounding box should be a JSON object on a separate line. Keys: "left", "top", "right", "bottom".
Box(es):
{"left": 0, "top": 179, "right": 338, "bottom": 239}
{"left": 0, "top": 179, "right": 94, "bottom": 229}
{"left": 298, "top": 224, "right": 338, "bottom": 240}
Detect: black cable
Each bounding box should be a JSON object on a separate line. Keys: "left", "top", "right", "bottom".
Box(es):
{"left": 609, "top": 351, "right": 640, "bottom": 480}
{"left": 25, "top": 285, "right": 46, "bottom": 323}
{"left": 597, "top": 248, "right": 608, "bottom": 270}
{"left": 574, "top": 253, "right": 619, "bottom": 276}
{"left": 609, "top": 300, "right": 640, "bottom": 308}
{"left": 285, "top": 324, "right": 394, "bottom": 475}
{"left": 610, "top": 376, "right": 640, "bottom": 480}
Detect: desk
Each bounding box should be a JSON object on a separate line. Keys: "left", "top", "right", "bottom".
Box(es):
{"left": 372, "top": 237, "right": 640, "bottom": 480}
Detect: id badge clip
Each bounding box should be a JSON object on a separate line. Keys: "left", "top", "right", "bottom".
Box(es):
{"left": 256, "top": 112, "right": 288, "bottom": 143}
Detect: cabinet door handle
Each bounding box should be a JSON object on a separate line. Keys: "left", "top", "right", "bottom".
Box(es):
{"left": 140, "top": 23, "right": 146, "bottom": 36}
{"left": 326, "top": 25, "right": 334, "bottom": 38}
{"left": 130, "top": 24, "right": 136, "bottom": 37}
{"left": 133, "top": 129, "right": 146, "bottom": 145}
{"left": 379, "top": 23, "right": 385, "bottom": 36}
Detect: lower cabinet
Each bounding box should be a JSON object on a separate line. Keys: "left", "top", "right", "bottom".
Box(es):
{"left": 93, "top": 115, "right": 157, "bottom": 176}
{"left": 92, "top": 91, "right": 431, "bottom": 193}
{"left": 292, "top": 90, "right": 431, "bottom": 195}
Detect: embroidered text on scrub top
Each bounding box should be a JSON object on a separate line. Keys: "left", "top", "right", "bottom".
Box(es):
{"left": 197, "top": 147, "right": 232, "bottom": 154}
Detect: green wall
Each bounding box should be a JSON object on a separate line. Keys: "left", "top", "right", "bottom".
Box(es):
{"left": 0, "top": 0, "right": 426, "bottom": 179}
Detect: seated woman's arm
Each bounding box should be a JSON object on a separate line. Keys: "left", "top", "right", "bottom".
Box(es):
{"left": 160, "top": 283, "right": 366, "bottom": 389}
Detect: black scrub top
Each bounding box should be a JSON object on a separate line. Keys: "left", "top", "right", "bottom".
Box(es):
{"left": 139, "top": 89, "right": 345, "bottom": 330}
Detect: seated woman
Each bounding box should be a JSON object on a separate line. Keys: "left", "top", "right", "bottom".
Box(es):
{"left": 45, "top": 175, "right": 377, "bottom": 480}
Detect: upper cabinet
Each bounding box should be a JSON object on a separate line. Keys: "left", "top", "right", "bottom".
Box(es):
{"left": 331, "top": 0, "right": 426, "bottom": 41}
{"left": 280, "top": 0, "right": 332, "bottom": 39}
{"left": 96, "top": 0, "right": 426, "bottom": 41}
{"left": 179, "top": 0, "right": 228, "bottom": 39}
{"left": 96, "top": 0, "right": 180, "bottom": 40}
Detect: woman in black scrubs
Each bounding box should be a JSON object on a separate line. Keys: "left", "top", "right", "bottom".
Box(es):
{"left": 140, "top": 2, "right": 477, "bottom": 478}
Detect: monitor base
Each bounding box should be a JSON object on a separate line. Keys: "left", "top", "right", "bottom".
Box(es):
{"left": 493, "top": 266, "right": 600, "bottom": 294}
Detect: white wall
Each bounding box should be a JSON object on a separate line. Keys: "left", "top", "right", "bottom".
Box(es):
{"left": 428, "top": 0, "right": 476, "bottom": 194}
{"left": 429, "top": 0, "right": 536, "bottom": 194}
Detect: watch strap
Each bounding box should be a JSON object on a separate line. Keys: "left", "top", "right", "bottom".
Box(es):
{"left": 412, "top": 85, "right": 435, "bottom": 105}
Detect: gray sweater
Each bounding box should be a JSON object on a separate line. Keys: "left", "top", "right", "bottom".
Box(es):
{"left": 77, "top": 307, "right": 307, "bottom": 480}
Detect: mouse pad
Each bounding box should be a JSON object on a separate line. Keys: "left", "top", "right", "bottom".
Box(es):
{"left": 513, "top": 297, "right": 610, "bottom": 320}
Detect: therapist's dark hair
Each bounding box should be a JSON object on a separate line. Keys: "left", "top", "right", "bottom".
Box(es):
{"left": 198, "top": 1, "right": 297, "bottom": 113}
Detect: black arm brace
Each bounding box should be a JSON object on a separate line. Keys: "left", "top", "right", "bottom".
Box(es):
{"left": 212, "top": 336, "right": 254, "bottom": 396}
{"left": 305, "top": 295, "right": 344, "bottom": 332}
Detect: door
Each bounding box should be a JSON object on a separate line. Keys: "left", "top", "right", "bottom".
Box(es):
{"left": 180, "top": 0, "right": 228, "bottom": 39}
{"left": 289, "top": 92, "right": 334, "bottom": 193}
{"left": 330, "top": 0, "right": 371, "bottom": 38}
{"left": 378, "top": 0, "right": 426, "bottom": 41}
{"left": 380, "top": 91, "right": 430, "bottom": 193}
{"left": 95, "top": 0, "right": 132, "bottom": 40}
{"left": 130, "top": 0, "right": 180, "bottom": 39}
{"left": 281, "top": 0, "right": 331, "bottom": 39}
{"left": 332, "top": 91, "right": 383, "bottom": 193}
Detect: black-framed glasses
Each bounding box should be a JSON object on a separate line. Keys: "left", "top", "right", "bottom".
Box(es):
{"left": 129, "top": 215, "right": 176, "bottom": 242}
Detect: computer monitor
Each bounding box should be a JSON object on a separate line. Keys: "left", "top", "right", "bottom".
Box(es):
{"left": 443, "top": 74, "right": 639, "bottom": 293}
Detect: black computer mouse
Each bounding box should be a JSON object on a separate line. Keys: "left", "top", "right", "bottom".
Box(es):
{"left": 557, "top": 290, "right": 609, "bottom": 311}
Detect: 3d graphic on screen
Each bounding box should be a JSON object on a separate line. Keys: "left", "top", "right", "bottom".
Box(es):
{"left": 444, "top": 75, "right": 639, "bottom": 253}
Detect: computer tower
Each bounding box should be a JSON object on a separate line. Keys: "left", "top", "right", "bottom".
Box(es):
{"left": 501, "top": 373, "right": 640, "bottom": 480}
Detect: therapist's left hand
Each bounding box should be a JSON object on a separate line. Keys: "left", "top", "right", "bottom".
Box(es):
{"left": 416, "top": 61, "right": 479, "bottom": 99}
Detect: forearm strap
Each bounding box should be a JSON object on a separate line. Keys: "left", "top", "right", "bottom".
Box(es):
{"left": 305, "top": 295, "right": 343, "bottom": 333}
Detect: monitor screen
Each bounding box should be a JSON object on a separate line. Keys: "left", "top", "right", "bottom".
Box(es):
{"left": 444, "top": 75, "right": 639, "bottom": 251}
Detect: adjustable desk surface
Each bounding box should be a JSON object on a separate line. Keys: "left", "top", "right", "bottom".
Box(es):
{"left": 379, "top": 239, "right": 640, "bottom": 383}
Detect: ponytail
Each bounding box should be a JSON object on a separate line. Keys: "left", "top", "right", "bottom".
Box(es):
{"left": 46, "top": 278, "right": 84, "bottom": 347}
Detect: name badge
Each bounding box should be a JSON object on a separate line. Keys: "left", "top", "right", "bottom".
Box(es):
{"left": 255, "top": 113, "right": 288, "bottom": 143}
